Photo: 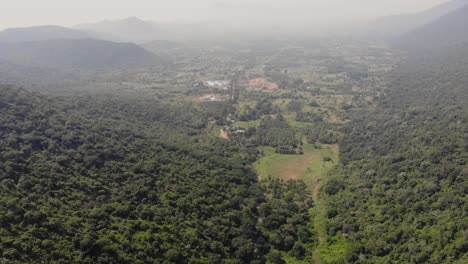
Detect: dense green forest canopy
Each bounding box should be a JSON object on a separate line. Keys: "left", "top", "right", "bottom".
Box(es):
{"left": 322, "top": 46, "right": 468, "bottom": 263}
{"left": 0, "top": 86, "right": 313, "bottom": 263}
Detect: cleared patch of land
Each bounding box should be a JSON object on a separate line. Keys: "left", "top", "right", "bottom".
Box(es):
{"left": 233, "top": 119, "right": 261, "bottom": 129}
{"left": 255, "top": 143, "right": 338, "bottom": 199}
{"left": 219, "top": 129, "right": 229, "bottom": 139}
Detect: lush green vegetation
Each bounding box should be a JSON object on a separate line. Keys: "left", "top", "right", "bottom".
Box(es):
{"left": 254, "top": 114, "right": 302, "bottom": 154}
{"left": 320, "top": 49, "right": 468, "bottom": 263}
{"left": 0, "top": 86, "right": 313, "bottom": 263}
{"left": 1, "top": 14, "right": 467, "bottom": 263}
{"left": 238, "top": 98, "right": 275, "bottom": 122}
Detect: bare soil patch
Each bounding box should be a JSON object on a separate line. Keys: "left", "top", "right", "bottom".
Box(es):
{"left": 219, "top": 129, "right": 229, "bottom": 140}
{"left": 248, "top": 78, "right": 279, "bottom": 93}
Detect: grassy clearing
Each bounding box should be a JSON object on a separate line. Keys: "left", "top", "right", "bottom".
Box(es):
{"left": 235, "top": 100, "right": 257, "bottom": 113}
{"left": 311, "top": 193, "right": 353, "bottom": 264}
{"left": 232, "top": 119, "right": 261, "bottom": 129}
{"left": 254, "top": 143, "right": 338, "bottom": 194}
{"left": 283, "top": 113, "right": 314, "bottom": 129}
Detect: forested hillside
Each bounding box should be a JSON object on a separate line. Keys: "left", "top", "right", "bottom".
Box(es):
{"left": 396, "top": 3, "right": 468, "bottom": 51}
{"left": 0, "top": 39, "right": 163, "bottom": 71}
{"left": 321, "top": 40, "right": 468, "bottom": 263}
{"left": 368, "top": 0, "right": 467, "bottom": 38}
{"left": 0, "top": 86, "right": 313, "bottom": 263}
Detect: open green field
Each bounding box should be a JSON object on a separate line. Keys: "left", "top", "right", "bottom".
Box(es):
{"left": 232, "top": 119, "right": 261, "bottom": 129}
{"left": 283, "top": 113, "right": 315, "bottom": 129}
{"left": 254, "top": 143, "right": 338, "bottom": 198}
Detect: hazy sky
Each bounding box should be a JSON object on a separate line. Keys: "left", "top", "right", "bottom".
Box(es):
{"left": 0, "top": 0, "right": 450, "bottom": 30}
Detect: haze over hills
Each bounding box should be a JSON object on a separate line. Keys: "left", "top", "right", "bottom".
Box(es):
{"left": 0, "top": 25, "right": 91, "bottom": 43}
{"left": 367, "top": 0, "right": 467, "bottom": 38}
{"left": 74, "top": 17, "right": 252, "bottom": 43}
{"left": 396, "top": 3, "right": 468, "bottom": 51}
{"left": 75, "top": 17, "right": 165, "bottom": 44}
{"left": 2, "top": 1, "right": 464, "bottom": 46}
{"left": 0, "top": 24, "right": 165, "bottom": 88}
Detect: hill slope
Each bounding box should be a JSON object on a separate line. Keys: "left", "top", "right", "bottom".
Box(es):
{"left": 0, "top": 38, "right": 163, "bottom": 71}
{"left": 368, "top": 0, "right": 467, "bottom": 38}
{"left": 321, "top": 10, "right": 468, "bottom": 263}
{"left": 396, "top": 3, "right": 468, "bottom": 51}
{"left": 0, "top": 25, "right": 91, "bottom": 43}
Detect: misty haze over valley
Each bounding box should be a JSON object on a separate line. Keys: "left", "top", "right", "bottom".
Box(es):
{"left": 0, "top": 1, "right": 467, "bottom": 263}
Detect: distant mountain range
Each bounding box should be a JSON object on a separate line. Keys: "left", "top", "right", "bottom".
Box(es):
{"left": 0, "top": 23, "right": 165, "bottom": 74}
{"left": 0, "top": 0, "right": 466, "bottom": 76}
{"left": 74, "top": 17, "right": 267, "bottom": 43}
{"left": 367, "top": 0, "right": 467, "bottom": 38}
{"left": 395, "top": 3, "right": 468, "bottom": 51}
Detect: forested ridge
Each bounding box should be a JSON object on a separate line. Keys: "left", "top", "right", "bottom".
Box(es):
{"left": 322, "top": 48, "right": 468, "bottom": 263}
{"left": 0, "top": 86, "right": 313, "bottom": 263}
